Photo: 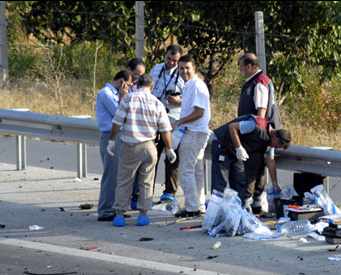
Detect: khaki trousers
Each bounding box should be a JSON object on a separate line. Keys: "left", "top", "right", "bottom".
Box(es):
{"left": 114, "top": 140, "right": 157, "bottom": 212}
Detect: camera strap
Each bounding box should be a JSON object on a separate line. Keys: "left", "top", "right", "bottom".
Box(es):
{"left": 157, "top": 65, "right": 178, "bottom": 99}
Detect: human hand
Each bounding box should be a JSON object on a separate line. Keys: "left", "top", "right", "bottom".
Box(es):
{"left": 171, "top": 120, "right": 180, "bottom": 130}
{"left": 106, "top": 140, "right": 115, "bottom": 157}
{"left": 166, "top": 148, "right": 177, "bottom": 164}
{"left": 119, "top": 81, "right": 130, "bottom": 97}
{"left": 272, "top": 183, "right": 282, "bottom": 194}
{"left": 235, "top": 146, "right": 249, "bottom": 161}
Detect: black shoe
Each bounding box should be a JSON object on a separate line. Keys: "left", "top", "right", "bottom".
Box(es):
{"left": 97, "top": 215, "right": 115, "bottom": 222}
{"left": 175, "top": 210, "right": 201, "bottom": 218}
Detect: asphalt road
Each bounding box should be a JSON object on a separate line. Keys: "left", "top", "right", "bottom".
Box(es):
{"left": 0, "top": 135, "right": 340, "bottom": 202}
{"left": 0, "top": 243, "right": 177, "bottom": 275}
{"left": 1, "top": 135, "right": 341, "bottom": 275}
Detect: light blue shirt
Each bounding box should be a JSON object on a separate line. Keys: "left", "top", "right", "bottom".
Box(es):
{"left": 239, "top": 117, "right": 257, "bottom": 134}
{"left": 239, "top": 116, "right": 274, "bottom": 158}
{"left": 95, "top": 83, "right": 120, "bottom": 133}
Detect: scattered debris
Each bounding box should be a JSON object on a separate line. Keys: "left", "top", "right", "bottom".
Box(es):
{"left": 93, "top": 177, "right": 99, "bottom": 181}
{"left": 206, "top": 255, "right": 219, "bottom": 260}
{"left": 49, "top": 166, "right": 54, "bottom": 169}
{"left": 328, "top": 256, "right": 341, "bottom": 261}
{"left": 179, "top": 225, "right": 202, "bottom": 231}
{"left": 23, "top": 271, "right": 77, "bottom": 275}
{"left": 79, "top": 203, "right": 94, "bottom": 210}
{"left": 212, "top": 241, "right": 222, "bottom": 250}
{"left": 28, "top": 225, "right": 44, "bottom": 231}
{"left": 187, "top": 246, "right": 194, "bottom": 249}
{"left": 328, "top": 245, "right": 340, "bottom": 252}
{"left": 0, "top": 224, "right": 5, "bottom": 229}
{"left": 307, "top": 232, "right": 325, "bottom": 242}
{"left": 296, "top": 256, "right": 304, "bottom": 261}
{"left": 41, "top": 208, "right": 46, "bottom": 212}
{"left": 73, "top": 178, "right": 82, "bottom": 183}
{"left": 80, "top": 245, "right": 97, "bottom": 251}
{"left": 59, "top": 207, "right": 65, "bottom": 212}
{"left": 299, "top": 238, "right": 309, "bottom": 244}
{"left": 139, "top": 237, "right": 154, "bottom": 242}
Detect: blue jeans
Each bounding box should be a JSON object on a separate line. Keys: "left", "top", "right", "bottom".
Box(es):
{"left": 97, "top": 132, "right": 138, "bottom": 217}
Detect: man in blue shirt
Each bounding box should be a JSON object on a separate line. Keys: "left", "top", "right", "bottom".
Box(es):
{"left": 95, "top": 70, "right": 132, "bottom": 221}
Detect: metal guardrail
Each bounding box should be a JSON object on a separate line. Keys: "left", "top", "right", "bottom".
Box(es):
{"left": 0, "top": 109, "right": 341, "bottom": 182}
{"left": 0, "top": 109, "right": 100, "bottom": 178}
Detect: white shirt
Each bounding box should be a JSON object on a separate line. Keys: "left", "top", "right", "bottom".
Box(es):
{"left": 246, "top": 69, "right": 269, "bottom": 110}
{"left": 149, "top": 63, "right": 185, "bottom": 120}
{"left": 180, "top": 76, "right": 211, "bottom": 133}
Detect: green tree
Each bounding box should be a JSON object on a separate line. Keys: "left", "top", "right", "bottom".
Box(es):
{"left": 15, "top": 1, "right": 135, "bottom": 53}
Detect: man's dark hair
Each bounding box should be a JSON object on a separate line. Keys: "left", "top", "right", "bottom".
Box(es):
{"left": 166, "top": 44, "right": 183, "bottom": 55}
{"left": 275, "top": 129, "right": 291, "bottom": 149}
{"left": 137, "top": 74, "right": 153, "bottom": 88}
{"left": 238, "top": 52, "right": 259, "bottom": 66}
{"left": 179, "top": 54, "right": 196, "bottom": 65}
{"left": 113, "top": 70, "right": 131, "bottom": 81}
{"left": 127, "top": 58, "right": 145, "bottom": 71}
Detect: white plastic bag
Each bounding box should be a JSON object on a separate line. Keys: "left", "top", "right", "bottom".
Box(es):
{"left": 311, "top": 185, "right": 341, "bottom": 215}
{"left": 203, "top": 193, "right": 224, "bottom": 231}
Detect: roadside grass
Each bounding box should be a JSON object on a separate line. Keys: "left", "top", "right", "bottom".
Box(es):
{"left": 0, "top": 80, "right": 340, "bottom": 150}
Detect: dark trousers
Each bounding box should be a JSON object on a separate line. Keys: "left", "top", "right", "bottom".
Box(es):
{"left": 154, "top": 136, "right": 179, "bottom": 195}
{"left": 211, "top": 139, "right": 265, "bottom": 203}
{"left": 244, "top": 152, "right": 266, "bottom": 200}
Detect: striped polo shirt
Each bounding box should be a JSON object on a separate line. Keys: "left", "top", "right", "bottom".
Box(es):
{"left": 113, "top": 88, "right": 172, "bottom": 144}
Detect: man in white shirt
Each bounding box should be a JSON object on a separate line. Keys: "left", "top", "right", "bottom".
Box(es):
{"left": 237, "top": 52, "right": 282, "bottom": 212}
{"left": 150, "top": 45, "right": 185, "bottom": 202}
{"left": 173, "top": 55, "right": 211, "bottom": 218}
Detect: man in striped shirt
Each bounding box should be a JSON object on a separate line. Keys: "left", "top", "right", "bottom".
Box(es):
{"left": 108, "top": 75, "right": 176, "bottom": 227}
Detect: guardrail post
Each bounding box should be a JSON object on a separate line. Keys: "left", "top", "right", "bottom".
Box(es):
{"left": 77, "top": 142, "right": 87, "bottom": 179}
{"left": 82, "top": 143, "right": 87, "bottom": 178}
{"left": 325, "top": 176, "right": 330, "bottom": 194}
{"left": 204, "top": 159, "right": 210, "bottom": 195}
{"left": 16, "top": 135, "right": 27, "bottom": 170}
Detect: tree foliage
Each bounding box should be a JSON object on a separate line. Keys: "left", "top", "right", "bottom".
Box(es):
{"left": 8, "top": 1, "right": 341, "bottom": 95}
{"left": 11, "top": 1, "right": 135, "bottom": 53}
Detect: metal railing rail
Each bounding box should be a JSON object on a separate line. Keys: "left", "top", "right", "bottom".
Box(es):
{"left": 0, "top": 109, "right": 99, "bottom": 178}
{"left": 0, "top": 109, "right": 341, "bottom": 182}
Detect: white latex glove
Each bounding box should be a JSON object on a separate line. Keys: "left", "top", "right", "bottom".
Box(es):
{"left": 235, "top": 145, "right": 249, "bottom": 161}
{"left": 165, "top": 148, "right": 177, "bottom": 164}
{"left": 106, "top": 140, "right": 115, "bottom": 157}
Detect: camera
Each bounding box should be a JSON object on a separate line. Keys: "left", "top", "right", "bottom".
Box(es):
{"left": 166, "top": 89, "right": 181, "bottom": 96}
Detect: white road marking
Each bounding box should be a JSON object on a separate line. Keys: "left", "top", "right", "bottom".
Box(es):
{"left": 0, "top": 238, "right": 228, "bottom": 275}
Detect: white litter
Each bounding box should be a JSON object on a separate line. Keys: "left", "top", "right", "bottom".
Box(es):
{"left": 29, "top": 225, "right": 44, "bottom": 231}
{"left": 328, "top": 256, "right": 341, "bottom": 261}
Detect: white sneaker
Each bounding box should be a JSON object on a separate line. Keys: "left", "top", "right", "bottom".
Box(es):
{"left": 253, "top": 192, "right": 269, "bottom": 213}
{"left": 244, "top": 197, "right": 253, "bottom": 213}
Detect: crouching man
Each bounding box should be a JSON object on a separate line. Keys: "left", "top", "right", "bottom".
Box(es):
{"left": 108, "top": 75, "right": 176, "bottom": 227}
{"left": 212, "top": 115, "right": 291, "bottom": 212}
